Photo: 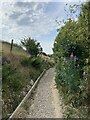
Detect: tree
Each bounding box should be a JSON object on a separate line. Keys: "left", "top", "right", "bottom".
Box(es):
{"left": 21, "top": 37, "right": 43, "bottom": 56}
{"left": 53, "top": 2, "right": 90, "bottom": 117}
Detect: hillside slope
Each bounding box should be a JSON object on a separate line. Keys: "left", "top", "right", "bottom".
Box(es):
{"left": 2, "top": 41, "right": 54, "bottom": 119}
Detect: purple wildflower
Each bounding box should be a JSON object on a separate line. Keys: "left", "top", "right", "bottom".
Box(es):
{"left": 73, "top": 56, "right": 77, "bottom": 62}
{"left": 77, "top": 64, "right": 79, "bottom": 67}
{"left": 83, "top": 71, "right": 86, "bottom": 75}
{"left": 70, "top": 52, "right": 74, "bottom": 59}
{"left": 64, "top": 57, "right": 67, "bottom": 63}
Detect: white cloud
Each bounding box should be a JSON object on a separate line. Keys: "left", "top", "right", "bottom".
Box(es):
{"left": 40, "top": 38, "right": 54, "bottom": 54}
{"left": 0, "top": 0, "right": 86, "bottom": 3}
{"left": 0, "top": 1, "right": 85, "bottom": 53}
{"left": 1, "top": 2, "right": 58, "bottom": 45}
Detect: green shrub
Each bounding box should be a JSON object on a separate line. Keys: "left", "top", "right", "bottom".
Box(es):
{"left": 21, "top": 57, "right": 31, "bottom": 66}
{"left": 56, "top": 58, "right": 87, "bottom": 107}
{"left": 30, "top": 57, "right": 42, "bottom": 68}
{"left": 2, "top": 63, "right": 25, "bottom": 118}
{"left": 21, "top": 56, "right": 53, "bottom": 70}
{"left": 53, "top": 2, "right": 90, "bottom": 117}
{"left": 21, "top": 57, "right": 42, "bottom": 68}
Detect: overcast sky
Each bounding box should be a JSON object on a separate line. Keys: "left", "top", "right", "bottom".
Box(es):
{"left": 0, "top": 0, "right": 86, "bottom": 54}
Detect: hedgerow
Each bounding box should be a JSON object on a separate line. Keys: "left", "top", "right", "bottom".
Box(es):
{"left": 53, "top": 2, "right": 90, "bottom": 118}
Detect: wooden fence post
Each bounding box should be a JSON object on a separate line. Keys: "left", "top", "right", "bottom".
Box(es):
{"left": 10, "top": 39, "right": 13, "bottom": 52}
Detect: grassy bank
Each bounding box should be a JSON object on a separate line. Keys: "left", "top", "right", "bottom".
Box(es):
{"left": 2, "top": 41, "right": 54, "bottom": 119}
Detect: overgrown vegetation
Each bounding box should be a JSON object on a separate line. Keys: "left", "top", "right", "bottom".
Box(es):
{"left": 21, "top": 37, "right": 42, "bottom": 57}
{"left": 2, "top": 40, "right": 54, "bottom": 119}
{"left": 53, "top": 2, "right": 90, "bottom": 118}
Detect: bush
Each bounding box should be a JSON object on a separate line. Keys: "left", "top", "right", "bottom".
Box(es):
{"left": 21, "top": 56, "right": 52, "bottom": 70}
{"left": 21, "top": 57, "right": 42, "bottom": 68}
{"left": 53, "top": 2, "right": 90, "bottom": 117}
{"left": 2, "top": 63, "right": 25, "bottom": 118}
{"left": 56, "top": 58, "right": 87, "bottom": 107}
{"left": 30, "top": 57, "right": 42, "bottom": 68}
{"left": 21, "top": 57, "right": 31, "bottom": 66}
{"left": 21, "top": 37, "right": 42, "bottom": 56}
{"left": 2, "top": 63, "right": 24, "bottom": 92}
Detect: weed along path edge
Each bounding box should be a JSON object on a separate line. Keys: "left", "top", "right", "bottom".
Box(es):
{"left": 9, "top": 69, "right": 46, "bottom": 119}
{"left": 9, "top": 68, "right": 64, "bottom": 118}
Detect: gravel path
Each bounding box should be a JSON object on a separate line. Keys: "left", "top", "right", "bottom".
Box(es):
{"left": 27, "top": 68, "right": 63, "bottom": 118}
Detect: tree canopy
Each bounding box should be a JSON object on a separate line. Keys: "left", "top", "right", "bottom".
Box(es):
{"left": 53, "top": 2, "right": 90, "bottom": 117}
{"left": 21, "top": 37, "right": 43, "bottom": 56}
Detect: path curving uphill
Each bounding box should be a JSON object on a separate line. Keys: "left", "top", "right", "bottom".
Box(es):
{"left": 27, "top": 68, "right": 63, "bottom": 118}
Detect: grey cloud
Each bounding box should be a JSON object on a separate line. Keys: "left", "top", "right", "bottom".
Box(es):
{"left": 25, "top": 10, "right": 33, "bottom": 15}
{"left": 9, "top": 12, "right": 23, "bottom": 19}
{"left": 15, "top": 2, "right": 35, "bottom": 9}
{"left": 17, "top": 17, "right": 31, "bottom": 26}
{"left": 16, "top": 14, "right": 39, "bottom": 26}
{"left": 8, "top": 2, "right": 46, "bottom": 26}
{"left": 4, "top": 1, "right": 55, "bottom": 36}
{"left": 33, "top": 3, "right": 45, "bottom": 11}
{"left": 15, "top": 2, "right": 46, "bottom": 12}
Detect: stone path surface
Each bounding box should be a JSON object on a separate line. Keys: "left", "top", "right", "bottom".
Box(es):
{"left": 27, "top": 68, "right": 63, "bottom": 118}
